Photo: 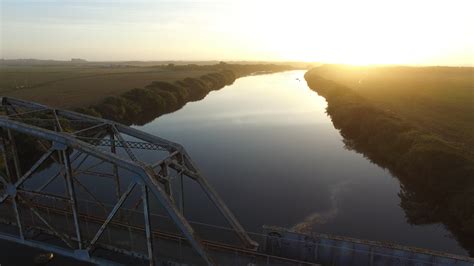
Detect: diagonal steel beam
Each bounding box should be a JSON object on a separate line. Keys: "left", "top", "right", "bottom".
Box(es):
{"left": 78, "top": 159, "right": 106, "bottom": 173}
{"left": 110, "top": 132, "right": 121, "bottom": 201}
{"left": 62, "top": 149, "right": 83, "bottom": 249}
{"left": 111, "top": 125, "right": 138, "bottom": 162}
{"left": 181, "top": 151, "right": 259, "bottom": 250}
{"left": 142, "top": 185, "right": 154, "bottom": 265}
{"left": 74, "top": 170, "right": 115, "bottom": 179}
{"left": 140, "top": 167, "right": 215, "bottom": 265}
{"left": 87, "top": 181, "right": 136, "bottom": 251}
{"left": 0, "top": 148, "right": 54, "bottom": 203}
{"left": 18, "top": 188, "right": 71, "bottom": 203}
{"left": 6, "top": 128, "right": 22, "bottom": 182}
{"left": 18, "top": 194, "right": 74, "bottom": 249}
{"left": 15, "top": 148, "right": 54, "bottom": 187}
{"left": 71, "top": 175, "right": 108, "bottom": 214}
{"left": 52, "top": 109, "right": 64, "bottom": 132}
{"left": 196, "top": 175, "right": 258, "bottom": 249}
{"left": 73, "top": 122, "right": 108, "bottom": 136}
{"left": 0, "top": 173, "right": 8, "bottom": 185}
{"left": 11, "top": 195, "right": 24, "bottom": 240}
{"left": 0, "top": 134, "right": 13, "bottom": 183}
{"left": 35, "top": 168, "right": 63, "bottom": 192}
{"left": 4, "top": 107, "right": 48, "bottom": 118}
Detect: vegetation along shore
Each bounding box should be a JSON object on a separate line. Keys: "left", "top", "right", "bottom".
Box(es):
{"left": 304, "top": 65, "right": 474, "bottom": 255}
{"left": 0, "top": 62, "right": 297, "bottom": 125}
{"left": 74, "top": 63, "right": 296, "bottom": 125}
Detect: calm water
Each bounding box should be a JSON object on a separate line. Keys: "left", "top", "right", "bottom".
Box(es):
{"left": 135, "top": 70, "right": 467, "bottom": 255}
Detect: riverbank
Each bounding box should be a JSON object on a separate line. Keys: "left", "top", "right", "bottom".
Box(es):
{"left": 75, "top": 64, "right": 296, "bottom": 125}
{"left": 0, "top": 61, "right": 298, "bottom": 110}
{"left": 304, "top": 67, "right": 474, "bottom": 255}
{"left": 1, "top": 63, "right": 296, "bottom": 178}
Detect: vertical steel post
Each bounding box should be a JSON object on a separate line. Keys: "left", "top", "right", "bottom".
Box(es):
{"left": 60, "top": 149, "right": 71, "bottom": 232}
{"left": 62, "top": 149, "right": 83, "bottom": 249}
{"left": 12, "top": 195, "right": 24, "bottom": 240}
{"left": 178, "top": 152, "right": 185, "bottom": 214}
{"left": 6, "top": 129, "right": 21, "bottom": 181}
{"left": 142, "top": 184, "right": 155, "bottom": 266}
{"left": 1, "top": 129, "right": 24, "bottom": 239}
{"left": 110, "top": 131, "right": 121, "bottom": 200}
{"left": 0, "top": 133, "right": 13, "bottom": 183}
{"left": 52, "top": 109, "right": 64, "bottom": 132}
{"left": 158, "top": 162, "right": 173, "bottom": 198}
{"left": 180, "top": 173, "right": 185, "bottom": 214}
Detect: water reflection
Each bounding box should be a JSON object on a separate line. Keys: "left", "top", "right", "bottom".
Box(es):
{"left": 135, "top": 70, "right": 466, "bottom": 255}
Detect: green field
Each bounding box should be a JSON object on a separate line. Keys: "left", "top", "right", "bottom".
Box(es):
{"left": 0, "top": 64, "right": 213, "bottom": 108}
{"left": 311, "top": 65, "right": 474, "bottom": 152}
{"left": 0, "top": 61, "right": 302, "bottom": 109}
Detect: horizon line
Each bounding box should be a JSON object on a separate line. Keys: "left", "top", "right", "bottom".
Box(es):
{"left": 1, "top": 58, "right": 473, "bottom": 68}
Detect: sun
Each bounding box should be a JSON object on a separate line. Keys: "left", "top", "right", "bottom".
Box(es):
{"left": 240, "top": 0, "right": 473, "bottom": 66}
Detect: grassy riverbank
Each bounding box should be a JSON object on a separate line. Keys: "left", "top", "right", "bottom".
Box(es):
{"left": 1, "top": 62, "right": 296, "bottom": 125}
{"left": 305, "top": 65, "right": 474, "bottom": 255}
{"left": 74, "top": 63, "right": 296, "bottom": 125}
{"left": 310, "top": 65, "right": 474, "bottom": 151}
{"left": 0, "top": 61, "right": 297, "bottom": 109}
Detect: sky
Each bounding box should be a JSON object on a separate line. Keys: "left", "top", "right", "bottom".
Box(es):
{"left": 1, "top": 0, "right": 473, "bottom": 65}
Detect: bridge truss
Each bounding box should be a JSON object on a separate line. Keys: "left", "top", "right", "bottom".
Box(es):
{"left": 0, "top": 97, "right": 258, "bottom": 265}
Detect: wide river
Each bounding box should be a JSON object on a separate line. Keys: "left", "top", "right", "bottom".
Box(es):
{"left": 135, "top": 70, "right": 466, "bottom": 255}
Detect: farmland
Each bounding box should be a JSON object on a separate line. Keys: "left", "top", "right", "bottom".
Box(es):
{"left": 0, "top": 61, "right": 300, "bottom": 110}
{"left": 309, "top": 65, "right": 474, "bottom": 151}
{"left": 0, "top": 63, "right": 214, "bottom": 108}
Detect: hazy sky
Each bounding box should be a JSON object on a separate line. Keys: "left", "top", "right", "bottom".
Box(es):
{"left": 1, "top": 0, "right": 473, "bottom": 65}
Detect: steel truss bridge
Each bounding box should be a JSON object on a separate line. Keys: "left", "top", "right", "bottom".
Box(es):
{"left": 0, "top": 97, "right": 315, "bottom": 265}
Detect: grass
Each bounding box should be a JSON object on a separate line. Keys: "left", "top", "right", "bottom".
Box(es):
{"left": 305, "top": 65, "right": 474, "bottom": 255}
{"left": 0, "top": 63, "right": 298, "bottom": 109}
{"left": 0, "top": 64, "right": 213, "bottom": 108}
{"left": 310, "top": 65, "right": 474, "bottom": 152}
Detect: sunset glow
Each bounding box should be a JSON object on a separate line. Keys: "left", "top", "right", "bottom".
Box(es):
{"left": 1, "top": 0, "right": 473, "bottom": 65}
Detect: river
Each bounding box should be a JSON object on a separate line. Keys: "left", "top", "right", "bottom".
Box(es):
{"left": 134, "top": 70, "right": 467, "bottom": 255}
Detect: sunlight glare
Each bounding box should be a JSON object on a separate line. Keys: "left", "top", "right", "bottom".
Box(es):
{"left": 238, "top": 0, "right": 473, "bottom": 65}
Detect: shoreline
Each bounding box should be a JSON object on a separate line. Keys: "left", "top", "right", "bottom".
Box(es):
{"left": 75, "top": 64, "right": 297, "bottom": 126}
{"left": 304, "top": 68, "right": 474, "bottom": 255}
